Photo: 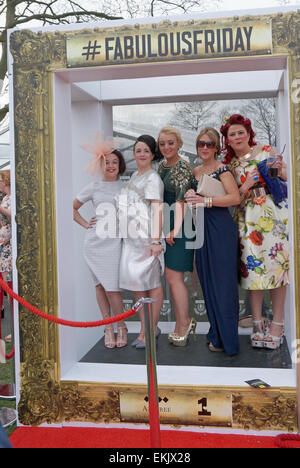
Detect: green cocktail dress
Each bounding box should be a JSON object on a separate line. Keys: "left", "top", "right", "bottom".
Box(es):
{"left": 158, "top": 159, "right": 195, "bottom": 272}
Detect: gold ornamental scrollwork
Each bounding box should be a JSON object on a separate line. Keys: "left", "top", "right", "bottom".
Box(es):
{"left": 233, "top": 391, "right": 297, "bottom": 432}
{"left": 9, "top": 10, "right": 300, "bottom": 429}
{"left": 10, "top": 31, "right": 62, "bottom": 368}
{"left": 18, "top": 360, "right": 120, "bottom": 426}
{"left": 10, "top": 29, "right": 66, "bottom": 68}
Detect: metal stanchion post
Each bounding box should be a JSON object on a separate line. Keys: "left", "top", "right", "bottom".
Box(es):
{"left": 139, "top": 298, "right": 161, "bottom": 449}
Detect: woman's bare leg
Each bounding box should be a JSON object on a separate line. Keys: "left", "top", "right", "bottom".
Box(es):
{"left": 165, "top": 267, "right": 190, "bottom": 336}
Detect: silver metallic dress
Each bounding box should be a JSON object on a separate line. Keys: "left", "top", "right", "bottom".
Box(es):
{"left": 117, "top": 169, "right": 165, "bottom": 291}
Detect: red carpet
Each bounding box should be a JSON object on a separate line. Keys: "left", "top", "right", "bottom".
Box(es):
{"left": 9, "top": 427, "right": 284, "bottom": 448}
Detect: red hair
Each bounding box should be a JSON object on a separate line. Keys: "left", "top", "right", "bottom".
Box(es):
{"left": 220, "top": 114, "right": 257, "bottom": 164}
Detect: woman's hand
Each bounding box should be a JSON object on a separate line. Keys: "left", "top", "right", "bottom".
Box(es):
{"left": 184, "top": 189, "right": 205, "bottom": 206}
{"left": 272, "top": 154, "right": 287, "bottom": 180}
{"left": 87, "top": 216, "right": 97, "bottom": 229}
{"left": 150, "top": 243, "right": 164, "bottom": 258}
{"left": 241, "top": 168, "right": 260, "bottom": 192}
{"left": 185, "top": 189, "right": 196, "bottom": 198}
{"left": 165, "top": 230, "right": 175, "bottom": 246}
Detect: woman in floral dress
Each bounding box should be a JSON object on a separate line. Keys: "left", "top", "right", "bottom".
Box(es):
{"left": 220, "top": 114, "right": 289, "bottom": 350}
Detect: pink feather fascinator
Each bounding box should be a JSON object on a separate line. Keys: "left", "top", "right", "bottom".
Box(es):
{"left": 79, "top": 131, "right": 117, "bottom": 177}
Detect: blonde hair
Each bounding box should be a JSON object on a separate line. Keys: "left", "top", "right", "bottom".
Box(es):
{"left": 196, "top": 127, "right": 221, "bottom": 156}
{"left": 158, "top": 126, "right": 183, "bottom": 148}
{"left": 0, "top": 170, "right": 10, "bottom": 187}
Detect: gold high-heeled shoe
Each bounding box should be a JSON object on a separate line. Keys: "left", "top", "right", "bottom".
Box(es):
{"left": 168, "top": 332, "right": 178, "bottom": 343}
{"left": 172, "top": 318, "right": 197, "bottom": 347}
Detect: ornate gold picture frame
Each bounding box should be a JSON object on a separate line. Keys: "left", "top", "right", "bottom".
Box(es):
{"left": 9, "top": 10, "right": 300, "bottom": 432}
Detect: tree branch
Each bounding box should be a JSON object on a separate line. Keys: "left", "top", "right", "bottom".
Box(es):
{"left": 15, "top": 9, "right": 122, "bottom": 26}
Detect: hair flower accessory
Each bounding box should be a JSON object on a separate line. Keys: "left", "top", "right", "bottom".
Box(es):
{"left": 79, "top": 131, "right": 117, "bottom": 177}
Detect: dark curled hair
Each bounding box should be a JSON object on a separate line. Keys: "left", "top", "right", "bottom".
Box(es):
{"left": 134, "top": 134, "right": 163, "bottom": 162}
{"left": 112, "top": 149, "right": 126, "bottom": 175}
{"left": 220, "top": 114, "right": 257, "bottom": 164}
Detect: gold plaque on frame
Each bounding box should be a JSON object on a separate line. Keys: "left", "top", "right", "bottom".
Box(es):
{"left": 120, "top": 390, "right": 232, "bottom": 427}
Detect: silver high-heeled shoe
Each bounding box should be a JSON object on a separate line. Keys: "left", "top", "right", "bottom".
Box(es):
{"left": 263, "top": 321, "right": 284, "bottom": 350}
{"left": 250, "top": 320, "right": 265, "bottom": 348}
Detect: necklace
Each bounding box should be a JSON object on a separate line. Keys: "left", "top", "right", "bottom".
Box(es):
{"left": 239, "top": 147, "right": 254, "bottom": 162}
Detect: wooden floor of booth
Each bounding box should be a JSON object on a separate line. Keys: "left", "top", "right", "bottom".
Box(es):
{"left": 80, "top": 334, "right": 292, "bottom": 369}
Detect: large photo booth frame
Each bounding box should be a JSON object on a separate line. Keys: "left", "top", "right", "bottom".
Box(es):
{"left": 8, "top": 9, "right": 300, "bottom": 432}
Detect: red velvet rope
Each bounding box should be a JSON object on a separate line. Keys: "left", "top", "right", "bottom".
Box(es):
{"left": 0, "top": 277, "right": 137, "bottom": 328}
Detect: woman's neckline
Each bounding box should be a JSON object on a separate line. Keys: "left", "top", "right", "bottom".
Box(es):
{"left": 194, "top": 164, "right": 224, "bottom": 181}
{"left": 162, "top": 157, "right": 182, "bottom": 168}
{"left": 194, "top": 169, "right": 221, "bottom": 181}
{"left": 136, "top": 168, "right": 153, "bottom": 176}
{"left": 100, "top": 178, "right": 120, "bottom": 183}
{"left": 237, "top": 147, "right": 255, "bottom": 161}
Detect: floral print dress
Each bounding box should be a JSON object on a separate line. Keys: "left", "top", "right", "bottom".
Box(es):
{"left": 0, "top": 195, "right": 12, "bottom": 278}
{"left": 231, "top": 149, "right": 289, "bottom": 290}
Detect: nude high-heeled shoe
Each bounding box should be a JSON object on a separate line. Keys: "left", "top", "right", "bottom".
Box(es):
{"left": 104, "top": 326, "right": 116, "bottom": 349}
{"left": 172, "top": 318, "right": 197, "bottom": 347}
{"left": 116, "top": 326, "right": 128, "bottom": 348}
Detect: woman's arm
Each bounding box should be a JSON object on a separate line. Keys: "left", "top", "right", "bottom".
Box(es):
{"left": 211, "top": 171, "right": 241, "bottom": 207}
{"left": 73, "top": 198, "right": 96, "bottom": 229}
{"left": 150, "top": 200, "right": 164, "bottom": 257}
{"left": 166, "top": 201, "right": 186, "bottom": 246}
{"left": 185, "top": 171, "right": 240, "bottom": 207}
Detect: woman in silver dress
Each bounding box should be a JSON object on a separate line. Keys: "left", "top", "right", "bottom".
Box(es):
{"left": 118, "top": 135, "right": 164, "bottom": 349}
{"left": 73, "top": 137, "right": 128, "bottom": 349}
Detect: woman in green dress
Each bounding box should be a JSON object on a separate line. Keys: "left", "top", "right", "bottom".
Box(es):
{"left": 157, "top": 127, "right": 196, "bottom": 347}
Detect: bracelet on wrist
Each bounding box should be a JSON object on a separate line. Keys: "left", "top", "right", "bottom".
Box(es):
{"left": 151, "top": 241, "right": 162, "bottom": 245}
{"left": 204, "top": 197, "right": 213, "bottom": 208}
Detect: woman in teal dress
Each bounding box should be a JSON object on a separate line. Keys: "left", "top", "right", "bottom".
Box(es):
{"left": 157, "top": 126, "right": 196, "bottom": 347}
